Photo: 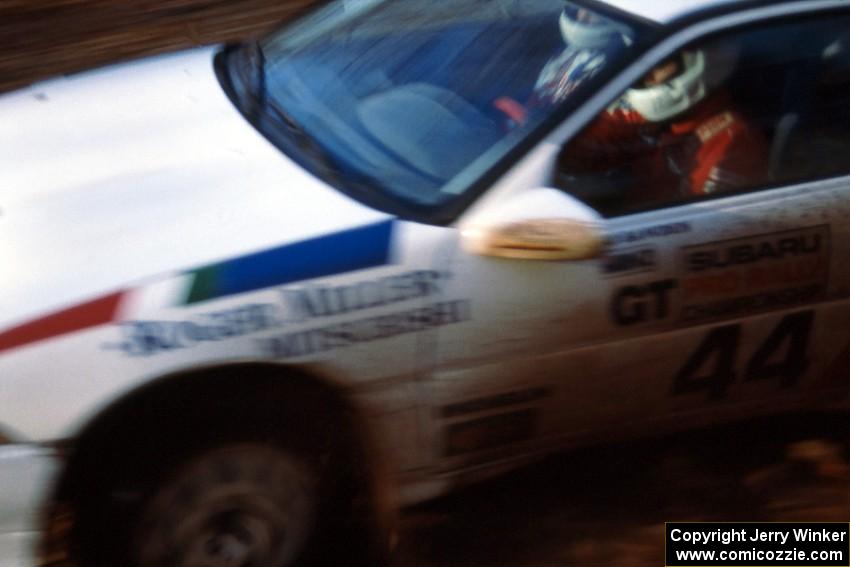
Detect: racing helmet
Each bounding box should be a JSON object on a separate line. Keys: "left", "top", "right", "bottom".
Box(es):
{"left": 622, "top": 45, "right": 738, "bottom": 122}
{"left": 559, "top": 6, "right": 632, "bottom": 50}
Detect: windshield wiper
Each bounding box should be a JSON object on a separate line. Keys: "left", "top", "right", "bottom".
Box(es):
{"left": 240, "top": 41, "right": 267, "bottom": 122}
{"left": 266, "top": 100, "right": 322, "bottom": 159}
{"left": 264, "top": 93, "right": 347, "bottom": 187}
{"left": 238, "top": 42, "right": 345, "bottom": 185}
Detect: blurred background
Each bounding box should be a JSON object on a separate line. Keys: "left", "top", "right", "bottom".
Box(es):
{"left": 0, "top": 0, "right": 313, "bottom": 92}
{"left": 2, "top": 2, "right": 849, "bottom": 565}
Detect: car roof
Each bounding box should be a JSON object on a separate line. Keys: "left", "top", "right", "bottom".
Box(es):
{"left": 599, "top": 0, "right": 747, "bottom": 23}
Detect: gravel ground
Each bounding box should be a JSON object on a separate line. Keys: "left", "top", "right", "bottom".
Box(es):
{"left": 393, "top": 415, "right": 850, "bottom": 566}
{"left": 3, "top": 3, "right": 849, "bottom": 566}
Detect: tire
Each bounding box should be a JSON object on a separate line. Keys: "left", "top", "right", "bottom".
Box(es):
{"left": 133, "top": 443, "right": 318, "bottom": 567}
{"left": 66, "top": 380, "right": 380, "bottom": 567}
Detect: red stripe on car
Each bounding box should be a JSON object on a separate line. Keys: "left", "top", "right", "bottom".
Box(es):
{"left": 0, "top": 292, "right": 126, "bottom": 354}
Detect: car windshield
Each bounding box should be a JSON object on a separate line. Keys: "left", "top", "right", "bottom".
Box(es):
{"left": 229, "top": 0, "right": 642, "bottom": 219}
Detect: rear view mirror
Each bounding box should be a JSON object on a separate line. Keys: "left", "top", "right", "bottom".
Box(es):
{"left": 461, "top": 188, "right": 605, "bottom": 261}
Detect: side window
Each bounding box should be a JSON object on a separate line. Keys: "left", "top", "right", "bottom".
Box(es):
{"left": 556, "top": 14, "right": 850, "bottom": 217}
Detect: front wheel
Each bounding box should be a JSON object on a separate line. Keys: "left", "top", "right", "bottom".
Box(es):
{"left": 134, "top": 443, "right": 317, "bottom": 567}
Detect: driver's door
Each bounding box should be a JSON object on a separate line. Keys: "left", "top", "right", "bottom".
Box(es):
{"left": 427, "top": 198, "right": 693, "bottom": 472}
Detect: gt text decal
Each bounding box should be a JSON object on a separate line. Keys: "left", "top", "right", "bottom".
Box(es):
{"left": 672, "top": 310, "right": 814, "bottom": 400}
{"left": 611, "top": 279, "right": 677, "bottom": 326}
{"left": 680, "top": 226, "right": 829, "bottom": 324}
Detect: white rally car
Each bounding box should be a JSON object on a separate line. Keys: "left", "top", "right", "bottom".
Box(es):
{"left": 3, "top": 0, "right": 850, "bottom": 565}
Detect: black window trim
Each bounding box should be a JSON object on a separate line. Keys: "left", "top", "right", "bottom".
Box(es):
{"left": 505, "top": 0, "right": 850, "bottom": 222}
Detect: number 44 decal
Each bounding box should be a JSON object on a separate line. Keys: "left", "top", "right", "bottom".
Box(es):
{"left": 672, "top": 311, "right": 814, "bottom": 400}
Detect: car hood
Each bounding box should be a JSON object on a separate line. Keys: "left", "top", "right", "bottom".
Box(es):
{"left": 0, "top": 47, "right": 389, "bottom": 329}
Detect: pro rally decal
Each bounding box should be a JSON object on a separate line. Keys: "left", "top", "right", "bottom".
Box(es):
{"left": 607, "top": 226, "right": 831, "bottom": 328}
{"left": 679, "top": 226, "right": 829, "bottom": 324}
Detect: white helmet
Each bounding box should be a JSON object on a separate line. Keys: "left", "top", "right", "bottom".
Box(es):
{"left": 623, "top": 45, "right": 738, "bottom": 122}
{"left": 559, "top": 7, "right": 632, "bottom": 50}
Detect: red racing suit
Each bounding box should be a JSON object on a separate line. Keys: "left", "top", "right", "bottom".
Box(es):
{"left": 565, "top": 91, "right": 769, "bottom": 202}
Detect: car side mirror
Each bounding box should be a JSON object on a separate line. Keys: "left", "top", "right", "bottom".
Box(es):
{"left": 461, "top": 188, "right": 606, "bottom": 261}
